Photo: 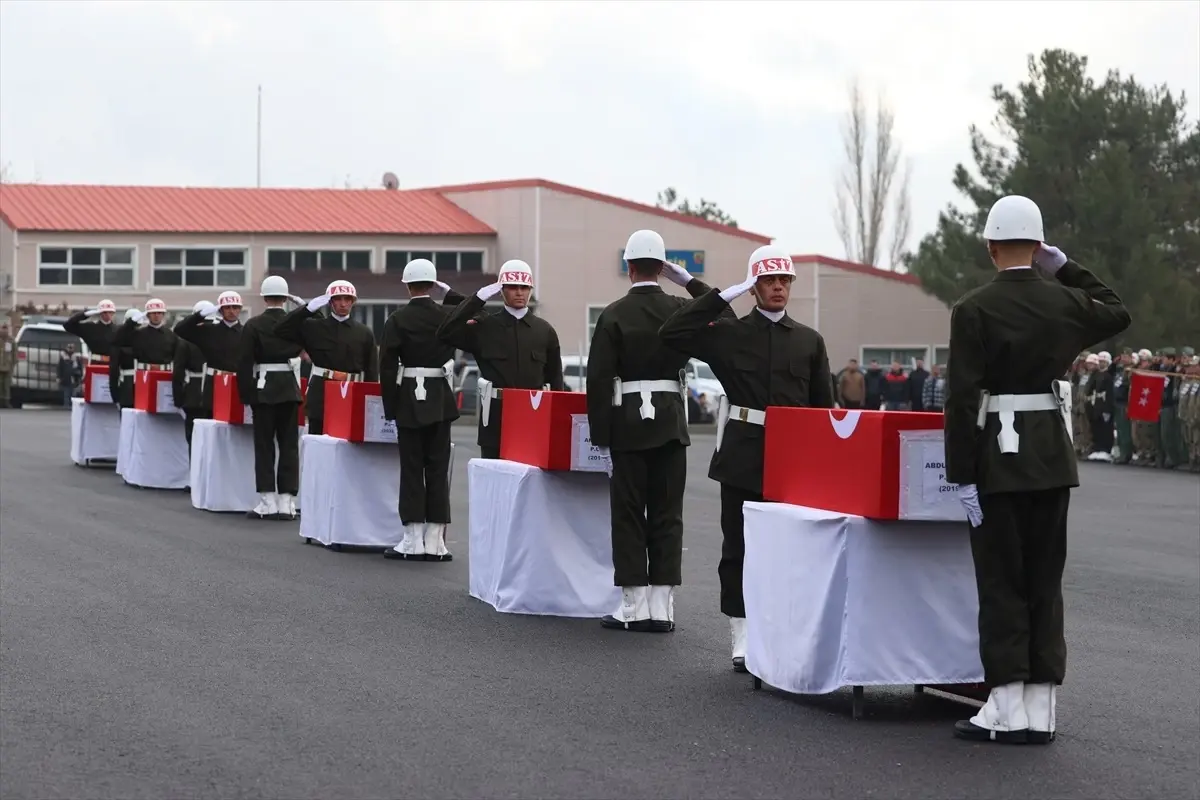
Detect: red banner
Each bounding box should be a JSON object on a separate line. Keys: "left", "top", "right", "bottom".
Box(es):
{"left": 1127, "top": 371, "right": 1166, "bottom": 422}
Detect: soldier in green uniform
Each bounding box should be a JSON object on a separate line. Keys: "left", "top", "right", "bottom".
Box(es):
{"left": 175, "top": 291, "right": 246, "bottom": 424}
{"left": 275, "top": 279, "right": 379, "bottom": 436}
{"left": 110, "top": 309, "right": 139, "bottom": 409}
{"left": 944, "top": 196, "right": 1131, "bottom": 745}
{"left": 63, "top": 299, "right": 119, "bottom": 368}
{"left": 437, "top": 261, "right": 565, "bottom": 460}
{"left": 378, "top": 259, "right": 466, "bottom": 562}
{"left": 1156, "top": 348, "right": 1180, "bottom": 468}
{"left": 659, "top": 245, "right": 835, "bottom": 671}
{"left": 1111, "top": 349, "right": 1133, "bottom": 464}
{"left": 1178, "top": 348, "right": 1196, "bottom": 470}
{"left": 173, "top": 302, "right": 211, "bottom": 450}
{"left": 237, "top": 276, "right": 306, "bottom": 521}
{"left": 588, "top": 230, "right": 720, "bottom": 634}
{"left": 114, "top": 299, "right": 180, "bottom": 379}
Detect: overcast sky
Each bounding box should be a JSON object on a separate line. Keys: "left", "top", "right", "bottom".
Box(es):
{"left": 1, "top": 0, "right": 1197, "bottom": 262}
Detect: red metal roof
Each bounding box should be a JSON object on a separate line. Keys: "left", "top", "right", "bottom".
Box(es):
{"left": 793, "top": 253, "right": 922, "bottom": 286}
{"left": 0, "top": 184, "right": 496, "bottom": 236}
{"left": 415, "top": 178, "right": 773, "bottom": 244}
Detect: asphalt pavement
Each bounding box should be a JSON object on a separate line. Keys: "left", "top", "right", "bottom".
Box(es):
{"left": 1, "top": 409, "right": 1197, "bottom": 800}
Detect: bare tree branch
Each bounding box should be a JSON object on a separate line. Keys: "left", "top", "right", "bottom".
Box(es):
{"left": 889, "top": 158, "right": 913, "bottom": 270}
{"left": 832, "top": 81, "right": 913, "bottom": 269}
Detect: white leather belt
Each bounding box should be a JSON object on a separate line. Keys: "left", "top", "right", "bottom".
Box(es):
{"left": 135, "top": 361, "right": 171, "bottom": 372}
{"left": 89, "top": 355, "right": 110, "bottom": 364}
{"left": 478, "top": 379, "right": 498, "bottom": 427}
{"left": 254, "top": 361, "right": 300, "bottom": 389}
{"left": 184, "top": 370, "right": 205, "bottom": 381}
{"left": 612, "top": 376, "right": 686, "bottom": 420}
{"left": 715, "top": 396, "right": 766, "bottom": 451}
{"left": 397, "top": 361, "right": 453, "bottom": 401}
{"left": 311, "top": 366, "right": 364, "bottom": 382}
{"left": 119, "top": 368, "right": 135, "bottom": 378}
{"left": 976, "top": 391, "right": 1061, "bottom": 454}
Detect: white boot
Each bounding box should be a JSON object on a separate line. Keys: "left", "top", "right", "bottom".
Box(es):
{"left": 600, "top": 586, "right": 651, "bottom": 631}
{"left": 385, "top": 523, "right": 418, "bottom": 559}
{"left": 730, "top": 617, "right": 748, "bottom": 672}
{"left": 424, "top": 523, "right": 451, "bottom": 561}
{"left": 955, "top": 682, "right": 1029, "bottom": 743}
{"left": 410, "top": 523, "right": 427, "bottom": 559}
{"left": 1024, "top": 683, "right": 1057, "bottom": 743}
{"left": 277, "top": 493, "right": 297, "bottom": 519}
{"left": 249, "top": 492, "right": 277, "bottom": 519}
{"left": 647, "top": 586, "right": 676, "bottom": 632}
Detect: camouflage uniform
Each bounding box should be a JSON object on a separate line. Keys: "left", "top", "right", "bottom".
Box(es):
{"left": 1073, "top": 357, "right": 1095, "bottom": 457}
{"left": 1180, "top": 347, "right": 1199, "bottom": 470}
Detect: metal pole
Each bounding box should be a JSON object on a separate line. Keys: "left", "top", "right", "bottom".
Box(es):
{"left": 256, "top": 85, "right": 263, "bottom": 188}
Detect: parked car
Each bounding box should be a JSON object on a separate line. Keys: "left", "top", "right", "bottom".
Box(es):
{"left": 561, "top": 355, "right": 587, "bottom": 392}
{"left": 10, "top": 322, "right": 89, "bottom": 408}
{"left": 685, "top": 359, "right": 724, "bottom": 415}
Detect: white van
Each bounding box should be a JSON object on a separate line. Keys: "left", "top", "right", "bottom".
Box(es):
{"left": 561, "top": 355, "right": 587, "bottom": 392}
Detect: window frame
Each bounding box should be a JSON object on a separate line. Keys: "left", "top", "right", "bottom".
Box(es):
{"left": 932, "top": 345, "right": 950, "bottom": 368}
{"left": 382, "top": 248, "right": 488, "bottom": 275}
{"left": 264, "top": 246, "right": 376, "bottom": 274}
{"left": 585, "top": 304, "right": 608, "bottom": 352}
{"left": 35, "top": 244, "right": 139, "bottom": 289}
{"left": 150, "top": 245, "right": 252, "bottom": 290}
{"left": 859, "top": 344, "right": 932, "bottom": 370}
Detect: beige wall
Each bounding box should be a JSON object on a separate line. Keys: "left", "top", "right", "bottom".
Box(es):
{"left": 0, "top": 220, "right": 14, "bottom": 311}
{"left": 10, "top": 230, "right": 495, "bottom": 312}
{"left": 445, "top": 185, "right": 770, "bottom": 354}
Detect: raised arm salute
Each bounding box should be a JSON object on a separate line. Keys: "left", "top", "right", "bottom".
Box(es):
{"left": 945, "top": 195, "right": 1131, "bottom": 746}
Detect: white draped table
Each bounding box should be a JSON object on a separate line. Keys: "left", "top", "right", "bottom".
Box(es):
{"left": 468, "top": 459, "right": 620, "bottom": 618}
{"left": 70, "top": 398, "right": 120, "bottom": 466}
{"left": 115, "top": 408, "right": 189, "bottom": 490}
{"left": 189, "top": 418, "right": 307, "bottom": 513}
{"left": 742, "top": 502, "right": 986, "bottom": 718}
{"left": 298, "top": 434, "right": 455, "bottom": 548}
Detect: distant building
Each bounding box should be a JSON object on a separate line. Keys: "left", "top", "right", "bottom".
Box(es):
{"left": 0, "top": 178, "right": 949, "bottom": 365}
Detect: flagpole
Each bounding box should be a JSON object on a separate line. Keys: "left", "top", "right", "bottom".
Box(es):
{"left": 256, "top": 85, "right": 263, "bottom": 188}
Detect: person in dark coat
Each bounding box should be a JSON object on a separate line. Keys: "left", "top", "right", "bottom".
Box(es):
{"left": 659, "top": 246, "right": 835, "bottom": 671}
{"left": 378, "top": 259, "right": 465, "bottom": 562}
{"left": 174, "top": 292, "right": 245, "bottom": 414}
{"left": 908, "top": 359, "right": 929, "bottom": 411}
{"left": 113, "top": 299, "right": 179, "bottom": 382}
{"left": 237, "top": 276, "right": 305, "bottom": 521}
{"left": 274, "top": 279, "right": 378, "bottom": 435}
{"left": 63, "top": 299, "right": 119, "bottom": 373}
{"left": 109, "top": 308, "right": 139, "bottom": 409}
{"left": 173, "top": 301, "right": 212, "bottom": 450}
{"left": 436, "top": 261, "right": 565, "bottom": 458}
{"left": 588, "top": 229, "right": 718, "bottom": 634}
{"left": 945, "top": 195, "right": 1131, "bottom": 745}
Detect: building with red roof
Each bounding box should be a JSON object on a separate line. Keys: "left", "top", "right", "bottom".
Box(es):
{"left": 0, "top": 178, "right": 949, "bottom": 367}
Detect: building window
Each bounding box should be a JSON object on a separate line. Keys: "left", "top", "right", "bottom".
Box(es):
{"left": 38, "top": 246, "right": 135, "bottom": 287}
{"left": 351, "top": 301, "right": 403, "bottom": 342}
{"left": 932, "top": 346, "right": 950, "bottom": 367}
{"left": 153, "top": 248, "right": 248, "bottom": 287}
{"left": 860, "top": 346, "right": 931, "bottom": 369}
{"left": 586, "top": 305, "right": 606, "bottom": 349}
{"left": 383, "top": 250, "right": 485, "bottom": 274}
{"left": 267, "top": 249, "right": 372, "bottom": 273}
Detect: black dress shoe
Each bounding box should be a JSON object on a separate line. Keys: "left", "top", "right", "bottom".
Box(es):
{"left": 600, "top": 616, "right": 653, "bottom": 632}
{"left": 1026, "top": 730, "right": 1056, "bottom": 744}
{"left": 732, "top": 657, "right": 748, "bottom": 673}
{"left": 953, "top": 720, "right": 1028, "bottom": 744}
{"left": 383, "top": 549, "right": 406, "bottom": 560}
{"left": 648, "top": 619, "right": 675, "bottom": 633}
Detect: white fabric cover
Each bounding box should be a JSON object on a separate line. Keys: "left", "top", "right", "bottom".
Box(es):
{"left": 298, "top": 434, "right": 455, "bottom": 547}
{"left": 70, "top": 398, "right": 121, "bottom": 465}
{"left": 468, "top": 459, "right": 620, "bottom": 618}
{"left": 189, "top": 419, "right": 306, "bottom": 513}
{"left": 116, "top": 408, "right": 190, "bottom": 490}
{"left": 742, "top": 502, "right": 984, "bottom": 694}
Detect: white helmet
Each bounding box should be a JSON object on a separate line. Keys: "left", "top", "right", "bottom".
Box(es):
{"left": 124, "top": 308, "right": 140, "bottom": 323}
{"left": 497, "top": 260, "right": 534, "bottom": 287}
{"left": 217, "top": 291, "right": 243, "bottom": 308}
{"left": 260, "top": 275, "right": 289, "bottom": 297}
{"left": 401, "top": 258, "right": 437, "bottom": 284}
{"left": 1097, "top": 351, "right": 1112, "bottom": 362}
{"left": 1137, "top": 348, "right": 1153, "bottom": 360}
{"left": 192, "top": 300, "right": 208, "bottom": 313}
{"left": 1085, "top": 353, "right": 1100, "bottom": 365}
{"left": 747, "top": 245, "right": 795, "bottom": 280}
{"left": 984, "top": 195, "right": 1044, "bottom": 242}
{"left": 145, "top": 298, "right": 166, "bottom": 313}
{"left": 326, "top": 279, "right": 357, "bottom": 298}
{"left": 97, "top": 299, "right": 116, "bottom": 313}
{"left": 623, "top": 230, "right": 667, "bottom": 263}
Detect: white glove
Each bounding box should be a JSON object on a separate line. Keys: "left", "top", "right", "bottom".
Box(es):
{"left": 719, "top": 274, "right": 758, "bottom": 304}
{"left": 129, "top": 310, "right": 147, "bottom": 325}
{"left": 193, "top": 301, "right": 216, "bottom": 318}
{"left": 1034, "top": 244, "right": 1068, "bottom": 276}
{"left": 307, "top": 294, "right": 331, "bottom": 313}
{"left": 957, "top": 484, "right": 984, "bottom": 527}
{"left": 476, "top": 282, "right": 503, "bottom": 302}
{"left": 430, "top": 281, "right": 451, "bottom": 301}
{"left": 288, "top": 294, "right": 305, "bottom": 306}
{"left": 596, "top": 446, "right": 613, "bottom": 478}
{"left": 84, "top": 308, "right": 103, "bottom": 317}
{"left": 663, "top": 262, "right": 692, "bottom": 287}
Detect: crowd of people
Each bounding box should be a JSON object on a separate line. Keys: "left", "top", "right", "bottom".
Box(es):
{"left": 833, "top": 358, "right": 946, "bottom": 412}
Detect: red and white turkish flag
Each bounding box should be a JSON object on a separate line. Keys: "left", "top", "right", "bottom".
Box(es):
{"left": 1127, "top": 370, "right": 1166, "bottom": 422}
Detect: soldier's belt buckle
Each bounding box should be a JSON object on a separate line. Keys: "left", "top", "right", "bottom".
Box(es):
{"left": 738, "top": 407, "right": 749, "bottom": 422}
{"left": 332, "top": 371, "right": 348, "bottom": 381}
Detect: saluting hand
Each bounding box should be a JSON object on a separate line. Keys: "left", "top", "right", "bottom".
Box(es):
{"left": 306, "top": 294, "right": 331, "bottom": 313}
{"left": 288, "top": 294, "right": 305, "bottom": 306}
{"left": 476, "top": 282, "right": 503, "bottom": 302}
{"left": 663, "top": 262, "right": 692, "bottom": 287}
{"left": 1034, "top": 244, "right": 1068, "bottom": 276}
{"left": 198, "top": 301, "right": 219, "bottom": 319}
{"left": 84, "top": 308, "right": 104, "bottom": 318}
{"left": 129, "top": 310, "right": 147, "bottom": 325}
{"left": 430, "top": 281, "right": 452, "bottom": 301}
{"left": 718, "top": 273, "right": 758, "bottom": 304}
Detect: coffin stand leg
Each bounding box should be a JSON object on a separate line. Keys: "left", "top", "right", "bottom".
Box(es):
{"left": 753, "top": 676, "right": 763, "bottom": 691}
{"left": 852, "top": 686, "right": 865, "bottom": 720}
